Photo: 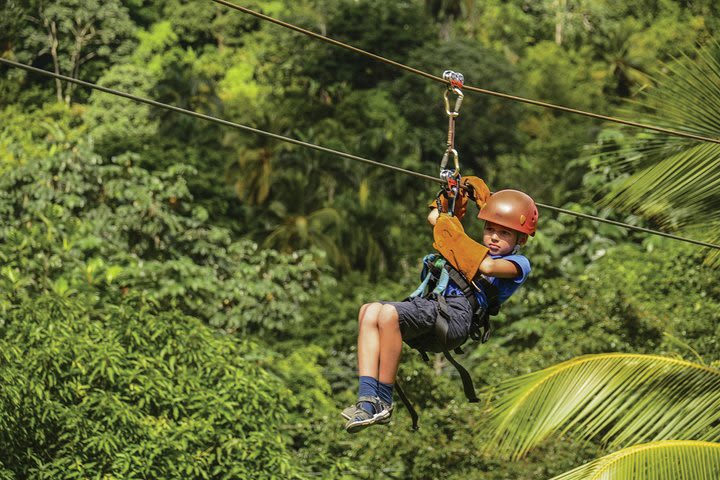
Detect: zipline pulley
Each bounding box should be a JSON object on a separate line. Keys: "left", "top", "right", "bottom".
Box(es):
{"left": 437, "top": 70, "right": 465, "bottom": 216}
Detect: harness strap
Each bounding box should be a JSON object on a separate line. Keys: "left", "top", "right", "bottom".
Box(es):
{"left": 432, "top": 266, "right": 451, "bottom": 296}
{"left": 446, "top": 267, "right": 479, "bottom": 311}
{"left": 433, "top": 295, "right": 481, "bottom": 403}
{"left": 433, "top": 294, "right": 451, "bottom": 347}
{"left": 443, "top": 350, "right": 479, "bottom": 403}
{"left": 408, "top": 268, "right": 433, "bottom": 299}
{"left": 399, "top": 254, "right": 503, "bottom": 427}
{"left": 474, "top": 276, "right": 500, "bottom": 313}
{"left": 394, "top": 380, "right": 419, "bottom": 430}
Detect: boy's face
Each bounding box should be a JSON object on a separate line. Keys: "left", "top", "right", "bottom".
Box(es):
{"left": 482, "top": 221, "right": 519, "bottom": 256}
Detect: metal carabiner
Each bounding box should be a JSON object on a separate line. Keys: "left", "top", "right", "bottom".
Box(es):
{"left": 443, "top": 87, "right": 464, "bottom": 118}
{"left": 437, "top": 169, "right": 461, "bottom": 216}
{"left": 440, "top": 149, "right": 460, "bottom": 178}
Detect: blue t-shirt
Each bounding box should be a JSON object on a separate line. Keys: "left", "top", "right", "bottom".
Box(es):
{"left": 444, "top": 254, "right": 531, "bottom": 310}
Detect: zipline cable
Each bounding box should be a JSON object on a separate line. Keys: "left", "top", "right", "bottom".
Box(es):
{"left": 0, "top": 59, "right": 436, "bottom": 184}
{"left": 212, "top": 0, "right": 720, "bottom": 146}
{"left": 3, "top": 57, "right": 720, "bottom": 250}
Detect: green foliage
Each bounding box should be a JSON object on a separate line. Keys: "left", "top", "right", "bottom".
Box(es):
{"left": 85, "top": 64, "right": 158, "bottom": 157}
{"left": 17, "top": 0, "right": 136, "bottom": 103}
{"left": 0, "top": 128, "right": 325, "bottom": 336}
{"left": 488, "top": 354, "right": 720, "bottom": 458}
{"left": 4, "top": 1, "right": 720, "bottom": 478}
{"left": 0, "top": 103, "right": 85, "bottom": 171}
{"left": 550, "top": 440, "right": 720, "bottom": 480}
{"left": 0, "top": 292, "right": 302, "bottom": 479}
{"left": 596, "top": 44, "right": 720, "bottom": 265}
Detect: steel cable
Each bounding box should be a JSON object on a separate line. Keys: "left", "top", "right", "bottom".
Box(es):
{"left": 3, "top": 57, "right": 719, "bottom": 250}
{"left": 213, "top": 0, "right": 720, "bottom": 146}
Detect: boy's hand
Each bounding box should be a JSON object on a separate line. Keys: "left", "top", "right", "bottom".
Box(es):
{"left": 433, "top": 214, "right": 489, "bottom": 280}
{"left": 428, "top": 193, "right": 468, "bottom": 220}
{"left": 461, "top": 176, "right": 491, "bottom": 209}
{"left": 426, "top": 176, "right": 489, "bottom": 220}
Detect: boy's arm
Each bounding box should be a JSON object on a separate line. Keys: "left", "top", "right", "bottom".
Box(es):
{"left": 479, "top": 257, "right": 521, "bottom": 279}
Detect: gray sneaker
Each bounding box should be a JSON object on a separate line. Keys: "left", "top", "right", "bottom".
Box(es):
{"left": 342, "top": 398, "right": 393, "bottom": 422}
{"left": 344, "top": 396, "right": 393, "bottom": 433}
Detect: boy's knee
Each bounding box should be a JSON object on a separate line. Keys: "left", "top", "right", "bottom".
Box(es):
{"left": 378, "top": 304, "right": 399, "bottom": 329}
{"left": 358, "top": 302, "right": 381, "bottom": 327}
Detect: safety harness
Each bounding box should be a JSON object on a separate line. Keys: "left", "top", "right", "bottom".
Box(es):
{"left": 394, "top": 253, "right": 501, "bottom": 430}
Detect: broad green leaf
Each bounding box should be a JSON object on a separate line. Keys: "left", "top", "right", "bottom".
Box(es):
{"left": 550, "top": 440, "right": 720, "bottom": 480}
{"left": 489, "top": 353, "right": 720, "bottom": 458}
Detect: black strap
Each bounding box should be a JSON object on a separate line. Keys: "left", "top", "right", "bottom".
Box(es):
{"left": 433, "top": 294, "right": 451, "bottom": 348}
{"left": 395, "top": 380, "right": 419, "bottom": 430}
{"left": 435, "top": 294, "right": 480, "bottom": 403}
{"left": 446, "top": 267, "right": 479, "bottom": 312}
{"left": 443, "top": 349, "right": 479, "bottom": 402}
{"left": 480, "top": 312, "right": 492, "bottom": 343}
{"left": 475, "top": 275, "right": 500, "bottom": 315}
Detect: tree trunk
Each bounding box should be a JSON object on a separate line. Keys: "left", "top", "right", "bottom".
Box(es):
{"left": 555, "top": 0, "right": 566, "bottom": 45}
{"left": 66, "top": 21, "right": 95, "bottom": 104}
{"left": 48, "top": 20, "right": 63, "bottom": 103}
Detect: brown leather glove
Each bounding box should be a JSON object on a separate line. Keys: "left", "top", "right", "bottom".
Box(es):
{"left": 433, "top": 214, "right": 489, "bottom": 280}
{"left": 461, "top": 176, "right": 491, "bottom": 209}
{"left": 428, "top": 192, "right": 468, "bottom": 220}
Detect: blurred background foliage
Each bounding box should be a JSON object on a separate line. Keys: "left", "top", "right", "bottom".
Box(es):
{"left": 1, "top": 0, "right": 719, "bottom": 478}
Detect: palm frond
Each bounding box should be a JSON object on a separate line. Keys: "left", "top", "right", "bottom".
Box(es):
{"left": 599, "top": 43, "right": 720, "bottom": 265}
{"left": 550, "top": 440, "right": 720, "bottom": 480}
{"left": 605, "top": 143, "right": 720, "bottom": 228}
{"left": 488, "top": 353, "right": 720, "bottom": 459}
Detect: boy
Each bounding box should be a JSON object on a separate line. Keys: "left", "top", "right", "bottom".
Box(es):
{"left": 342, "top": 179, "right": 538, "bottom": 433}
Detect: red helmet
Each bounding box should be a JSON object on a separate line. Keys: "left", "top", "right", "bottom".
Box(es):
{"left": 478, "top": 189, "right": 538, "bottom": 236}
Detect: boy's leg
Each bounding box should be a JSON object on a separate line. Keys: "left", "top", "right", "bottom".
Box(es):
{"left": 357, "top": 303, "right": 401, "bottom": 389}
{"left": 377, "top": 303, "right": 402, "bottom": 386}
{"left": 357, "top": 302, "right": 382, "bottom": 378}
{"left": 344, "top": 303, "right": 398, "bottom": 432}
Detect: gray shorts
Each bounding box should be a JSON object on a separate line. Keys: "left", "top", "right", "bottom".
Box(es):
{"left": 381, "top": 295, "right": 473, "bottom": 353}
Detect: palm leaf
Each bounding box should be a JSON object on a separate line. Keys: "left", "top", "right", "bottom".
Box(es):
{"left": 550, "top": 440, "right": 720, "bottom": 480}
{"left": 488, "top": 353, "right": 720, "bottom": 459}
{"left": 599, "top": 44, "right": 720, "bottom": 265}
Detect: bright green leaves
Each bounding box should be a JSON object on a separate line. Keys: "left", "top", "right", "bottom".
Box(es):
{"left": 550, "top": 441, "right": 720, "bottom": 480}
{"left": 0, "top": 132, "right": 324, "bottom": 336}
{"left": 488, "top": 353, "right": 720, "bottom": 459}
{"left": 0, "top": 293, "right": 302, "bottom": 479}
{"left": 595, "top": 44, "right": 720, "bottom": 266}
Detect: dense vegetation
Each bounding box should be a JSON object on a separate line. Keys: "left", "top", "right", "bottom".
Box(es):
{"left": 1, "top": 1, "right": 719, "bottom": 478}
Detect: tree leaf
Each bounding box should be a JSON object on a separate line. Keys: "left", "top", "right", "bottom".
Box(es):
{"left": 488, "top": 353, "right": 720, "bottom": 458}
{"left": 550, "top": 440, "right": 720, "bottom": 480}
